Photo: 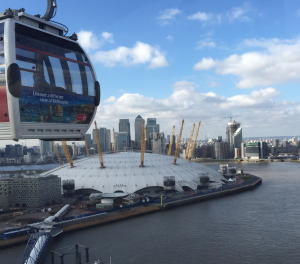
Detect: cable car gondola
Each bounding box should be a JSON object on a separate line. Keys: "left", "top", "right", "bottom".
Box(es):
{"left": 0, "top": 1, "right": 100, "bottom": 141}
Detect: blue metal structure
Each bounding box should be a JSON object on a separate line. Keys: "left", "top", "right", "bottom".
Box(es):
{"left": 21, "top": 233, "right": 52, "bottom": 264}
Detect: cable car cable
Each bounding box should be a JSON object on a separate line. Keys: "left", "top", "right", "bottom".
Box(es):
{"left": 50, "top": 20, "right": 68, "bottom": 36}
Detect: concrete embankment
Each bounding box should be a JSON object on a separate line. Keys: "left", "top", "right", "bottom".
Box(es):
{"left": 0, "top": 176, "right": 262, "bottom": 249}
{"left": 160, "top": 177, "right": 262, "bottom": 210}
{"left": 62, "top": 205, "right": 161, "bottom": 233}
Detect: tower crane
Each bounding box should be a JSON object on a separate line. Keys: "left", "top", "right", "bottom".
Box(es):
{"left": 84, "top": 136, "right": 90, "bottom": 156}
{"left": 52, "top": 141, "right": 62, "bottom": 165}
{"left": 173, "top": 119, "right": 184, "bottom": 165}
{"left": 188, "top": 121, "right": 201, "bottom": 161}
{"left": 222, "top": 116, "right": 235, "bottom": 122}
{"left": 61, "top": 141, "right": 73, "bottom": 168}
{"left": 168, "top": 126, "right": 175, "bottom": 155}
{"left": 113, "top": 128, "right": 117, "bottom": 153}
{"left": 94, "top": 121, "right": 105, "bottom": 168}
{"left": 184, "top": 123, "right": 195, "bottom": 160}
{"left": 140, "top": 119, "right": 146, "bottom": 167}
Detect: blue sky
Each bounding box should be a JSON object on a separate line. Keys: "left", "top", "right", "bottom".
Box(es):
{"left": 2, "top": 0, "right": 300, "bottom": 146}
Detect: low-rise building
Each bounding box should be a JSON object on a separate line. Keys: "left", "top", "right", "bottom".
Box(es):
{"left": 0, "top": 175, "right": 62, "bottom": 210}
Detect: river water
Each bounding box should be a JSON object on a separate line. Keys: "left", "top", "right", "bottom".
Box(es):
{"left": 0, "top": 162, "right": 300, "bottom": 264}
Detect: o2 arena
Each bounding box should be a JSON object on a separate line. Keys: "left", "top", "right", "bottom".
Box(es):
{"left": 41, "top": 152, "right": 225, "bottom": 194}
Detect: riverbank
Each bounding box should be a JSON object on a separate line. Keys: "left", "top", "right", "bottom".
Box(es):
{"left": 0, "top": 175, "right": 262, "bottom": 249}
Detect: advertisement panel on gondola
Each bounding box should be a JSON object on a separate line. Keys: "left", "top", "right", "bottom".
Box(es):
{"left": 19, "top": 88, "right": 95, "bottom": 124}
{"left": 16, "top": 33, "right": 96, "bottom": 124}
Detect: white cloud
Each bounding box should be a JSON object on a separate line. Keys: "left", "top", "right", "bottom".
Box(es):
{"left": 226, "top": 2, "right": 251, "bottom": 22}
{"left": 77, "top": 30, "right": 114, "bottom": 51}
{"left": 103, "top": 96, "right": 117, "bottom": 103}
{"left": 194, "top": 37, "right": 300, "bottom": 88}
{"left": 77, "top": 30, "right": 100, "bottom": 50}
{"left": 93, "top": 41, "right": 168, "bottom": 68}
{"left": 187, "top": 2, "right": 253, "bottom": 25}
{"left": 196, "top": 38, "right": 216, "bottom": 49}
{"left": 157, "top": 8, "right": 181, "bottom": 25}
{"left": 209, "top": 81, "right": 218, "bottom": 87}
{"left": 102, "top": 32, "right": 114, "bottom": 43}
{"left": 92, "top": 81, "right": 300, "bottom": 138}
{"left": 193, "top": 57, "right": 215, "bottom": 71}
{"left": 166, "top": 35, "right": 174, "bottom": 42}
{"left": 187, "top": 12, "right": 213, "bottom": 22}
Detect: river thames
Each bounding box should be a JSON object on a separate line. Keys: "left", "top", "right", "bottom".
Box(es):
{"left": 0, "top": 162, "right": 299, "bottom": 264}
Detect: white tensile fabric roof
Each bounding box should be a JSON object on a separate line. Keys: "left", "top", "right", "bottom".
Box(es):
{"left": 41, "top": 152, "right": 224, "bottom": 193}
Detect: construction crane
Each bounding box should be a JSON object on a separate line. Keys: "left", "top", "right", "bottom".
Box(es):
{"left": 188, "top": 121, "right": 201, "bottom": 161}
{"left": 94, "top": 121, "right": 105, "bottom": 168}
{"left": 222, "top": 116, "right": 235, "bottom": 122}
{"left": 184, "top": 123, "right": 195, "bottom": 160}
{"left": 84, "top": 136, "right": 90, "bottom": 156}
{"left": 168, "top": 126, "right": 175, "bottom": 155}
{"left": 61, "top": 141, "right": 74, "bottom": 168}
{"left": 52, "top": 141, "right": 62, "bottom": 165}
{"left": 140, "top": 119, "right": 146, "bottom": 167}
{"left": 173, "top": 119, "right": 184, "bottom": 165}
{"left": 113, "top": 128, "right": 117, "bottom": 153}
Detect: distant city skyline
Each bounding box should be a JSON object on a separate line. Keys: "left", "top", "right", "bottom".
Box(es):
{"left": 0, "top": 1, "right": 299, "bottom": 146}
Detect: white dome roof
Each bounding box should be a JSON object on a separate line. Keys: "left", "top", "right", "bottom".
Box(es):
{"left": 41, "top": 152, "right": 224, "bottom": 193}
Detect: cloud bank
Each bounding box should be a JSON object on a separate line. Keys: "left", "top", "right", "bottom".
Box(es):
{"left": 92, "top": 81, "right": 299, "bottom": 138}
{"left": 78, "top": 30, "right": 168, "bottom": 69}
{"left": 194, "top": 37, "right": 300, "bottom": 88}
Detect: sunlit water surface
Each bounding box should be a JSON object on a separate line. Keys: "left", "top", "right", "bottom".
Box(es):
{"left": 0, "top": 162, "right": 299, "bottom": 264}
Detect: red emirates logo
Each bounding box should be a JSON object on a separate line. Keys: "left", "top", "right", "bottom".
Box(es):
{"left": 76, "top": 114, "right": 87, "bottom": 121}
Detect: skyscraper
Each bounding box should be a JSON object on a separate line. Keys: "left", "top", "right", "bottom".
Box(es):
{"left": 150, "top": 132, "right": 164, "bottom": 154}
{"left": 85, "top": 133, "right": 92, "bottom": 148}
{"left": 146, "top": 118, "right": 159, "bottom": 150}
{"left": 233, "top": 127, "right": 242, "bottom": 158}
{"left": 106, "top": 129, "right": 111, "bottom": 152}
{"left": 135, "top": 115, "right": 143, "bottom": 148}
{"left": 92, "top": 129, "right": 99, "bottom": 145}
{"left": 167, "top": 135, "right": 170, "bottom": 143}
{"left": 119, "top": 119, "right": 131, "bottom": 142}
{"left": 39, "top": 140, "right": 53, "bottom": 155}
{"left": 115, "top": 132, "right": 128, "bottom": 151}
{"left": 15, "top": 144, "right": 23, "bottom": 157}
{"left": 99, "top": 128, "right": 107, "bottom": 152}
{"left": 226, "top": 120, "right": 241, "bottom": 158}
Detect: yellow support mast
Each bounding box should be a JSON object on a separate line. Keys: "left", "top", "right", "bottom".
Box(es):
{"left": 61, "top": 141, "right": 74, "bottom": 168}
{"left": 188, "top": 121, "right": 201, "bottom": 161}
{"left": 173, "top": 119, "right": 184, "bottom": 165}
{"left": 168, "top": 126, "right": 175, "bottom": 155}
{"left": 84, "top": 136, "right": 90, "bottom": 156}
{"left": 94, "top": 121, "right": 105, "bottom": 168}
{"left": 113, "top": 128, "right": 117, "bottom": 153}
{"left": 52, "top": 141, "right": 62, "bottom": 165}
{"left": 184, "top": 123, "right": 195, "bottom": 160}
{"left": 140, "top": 119, "right": 146, "bottom": 167}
